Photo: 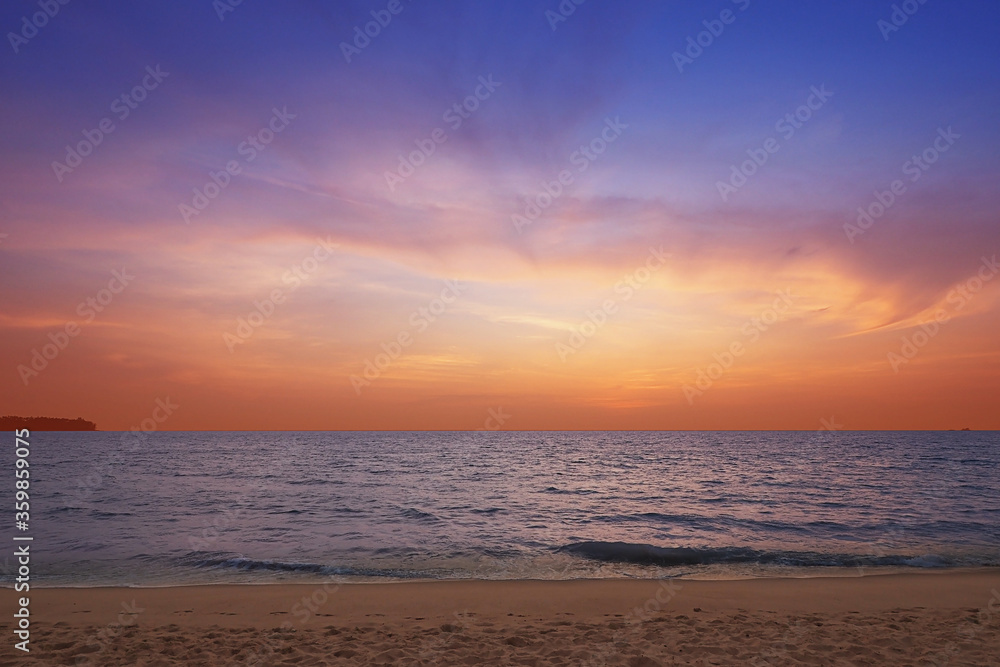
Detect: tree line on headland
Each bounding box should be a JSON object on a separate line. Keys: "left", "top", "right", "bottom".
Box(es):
{"left": 0, "top": 416, "right": 97, "bottom": 431}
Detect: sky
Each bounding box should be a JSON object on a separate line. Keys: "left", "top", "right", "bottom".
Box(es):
{"left": 1, "top": 0, "right": 999, "bottom": 431}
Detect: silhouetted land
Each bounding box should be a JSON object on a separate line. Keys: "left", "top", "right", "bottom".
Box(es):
{"left": 1, "top": 416, "right": 97, "bottom": 431}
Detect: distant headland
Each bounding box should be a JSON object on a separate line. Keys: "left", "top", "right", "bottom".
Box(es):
{"left": 1, "top": 416, "right": 97, "bottom": 431}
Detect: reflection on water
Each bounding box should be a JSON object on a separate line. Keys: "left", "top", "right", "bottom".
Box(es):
{"left": 4, "top": 430, "right": 998, "bottom": 585}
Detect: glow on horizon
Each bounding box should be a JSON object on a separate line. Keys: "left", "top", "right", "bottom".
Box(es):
{"left": 1, "top": 1, "right": 999, "bottom": 430}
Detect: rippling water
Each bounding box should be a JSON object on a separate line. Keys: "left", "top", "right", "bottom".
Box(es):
{"left": 4, "top": 431, "right": 998, "bottom": 586}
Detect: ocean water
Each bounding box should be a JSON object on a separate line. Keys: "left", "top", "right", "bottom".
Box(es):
{"left": 3, "top": 431, "right": 998, "bottom": 587}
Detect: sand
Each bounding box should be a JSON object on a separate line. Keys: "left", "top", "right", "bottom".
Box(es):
{"left": 3, "top": 571, "right": 999, "bottom": 665}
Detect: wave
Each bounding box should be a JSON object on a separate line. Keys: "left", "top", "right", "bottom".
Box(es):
{"left": 286, "top": 478, "right": 334, "bottom": 486}
{"left": 194, "top": 555, "right": 339, "bottom": 574}
{"left": 400, "top": 508, "right": 439, "bottom": 521}
{"left": 557, "top": 541, "right": 996, "bottom": 568}
{"left": 540, "top": 487, "right": 599, "bottom": 495}
{"left": 179, "top": 552, "right": 424, "bottom": 579}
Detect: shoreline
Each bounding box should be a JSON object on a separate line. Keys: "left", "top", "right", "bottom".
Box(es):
{"left": 3, "top": 571, "right": 997, "bottom": 664}
{"left": 14, "top": 563, "right": 1000, "bottom": 589}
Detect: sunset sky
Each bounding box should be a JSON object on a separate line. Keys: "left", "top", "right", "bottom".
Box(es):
{"left": 1, "top": 0, "right": 999, "bottom": 430}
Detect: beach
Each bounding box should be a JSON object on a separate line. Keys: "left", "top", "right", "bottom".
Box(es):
{"left": 5, "top": 571, "right": 998, "bottom": 665}
{"left": 5, "top": 0, "right": 1000, "bottom": 661}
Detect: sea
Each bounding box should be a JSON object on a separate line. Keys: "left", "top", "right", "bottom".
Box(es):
{"left": 4, "top": 431, "right": 998, "bottom": 587}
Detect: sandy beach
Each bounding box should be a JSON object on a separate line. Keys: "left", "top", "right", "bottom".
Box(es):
{"left": 3, "top": 571, "right": 998, "bottom": 665}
